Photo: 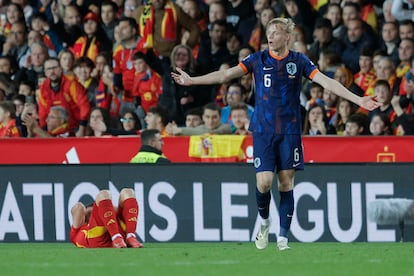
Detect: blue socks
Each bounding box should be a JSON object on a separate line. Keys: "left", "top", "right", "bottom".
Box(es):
{"left": 279, "top": 190, "right": 294, "bottom": 238}
{"left": 256, "top": 187, "right": 271, "bottom": 219}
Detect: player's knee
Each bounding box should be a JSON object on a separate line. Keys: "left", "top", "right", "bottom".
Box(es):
{"left": 120, "top": 188, "right": 135, "bottom": 199}
{"left": 71, "top": 202, "right": 86, "bottom": 216}
{"left": 96, "top": 190, "right": 111, "bottom": 203}
{"left": 257, "top": 181, "right": 272, "bottom": 192}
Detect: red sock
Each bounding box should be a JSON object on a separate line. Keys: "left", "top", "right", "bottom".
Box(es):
{"left": 122, "top": 198, "right": 139, "bottom": 234}
{"left": 98, "top": 199, "right": 121, "bottom": 237}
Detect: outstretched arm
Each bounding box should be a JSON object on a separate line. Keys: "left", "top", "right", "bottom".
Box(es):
{"left": 312, "top": 71, "right": 382, "bottom": 111}
{"left": 171, "top": 65, "right": 245, "bottom": 86}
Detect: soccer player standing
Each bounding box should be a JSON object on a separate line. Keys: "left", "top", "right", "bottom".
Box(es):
{"left": 171, "top": 18, "right": 381, "bottom": 250}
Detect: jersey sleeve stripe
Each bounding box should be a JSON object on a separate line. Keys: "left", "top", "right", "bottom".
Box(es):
{"left": 309, "top": 68, "right": 319, "bottom": 80}
{"left": 239, "top": 63, "right": 248, "bottom": 73}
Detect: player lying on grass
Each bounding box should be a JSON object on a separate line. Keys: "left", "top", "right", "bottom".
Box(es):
{"left": 70, "top": 188, "right": 143, "bottom": 248}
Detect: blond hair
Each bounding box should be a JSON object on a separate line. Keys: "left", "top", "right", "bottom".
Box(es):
{"left": 266, "top": 17, "right": 296, "bottom": 34}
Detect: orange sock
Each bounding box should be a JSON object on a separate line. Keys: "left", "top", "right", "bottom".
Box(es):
{"left": 122, "top": 198, "right": 139, "bottom": 234}
{"left": 98, "top": 199, "right": 121, "bottom": 237}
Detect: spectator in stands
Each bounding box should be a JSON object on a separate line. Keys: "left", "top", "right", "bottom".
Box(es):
{"left": 38, "top": 57, "right": 91, "bottom": 137}
{"left": 396, "top": 38, "right": 414, "bottom": 78}
{"left": 100, "top": 0, "right": 119, "bottom": 42}
{"left": 0, "top": 56, "right": 15, "bottom": 80}
{"left": 123, "top": 0, "right": 140, "bottom": 18}
{"left": 133, "top": 0, "right": 200, "bottom": 62}
{"left": 86, "top": 107, "right": 112, "bottom": 137}
{"left": 249, "top": 6, "right": 276, "bottom": 52}
{"left": 309, "top": 17, "right": 344, "bottom": 64}
{"left": 2, "top": 21, "right": 29, "bottom": 67}
{"left": 197, "top": 19, "right": 232, "bottom": 74}
{"left": 317, "top": 49, "right": 342, "bottom": 79}
{"left": 230, "top": 102, "right": 251, "bottom": 135}
{"left": 166, "top": 102, "right": 231, "bottom": 135}
{"left": 398, "top": 20, "right": 414, "bottom": 40}
{"left": 322, "top": 87, "right": 338, "bottom": 120}
{"left": 50, "top": 4, "right": 82, "bottom": 48}
{"left": 324, "top": 3, "right": 344, "bottom": 39}
{"left": 91, "top": 51, "right": 112, "bottom": 81}
{"left": 30, "top": 12, "right": 63, "bottom": 54}
{"left": 17, "top": 80, "right": 35, "bottom": 103}
{"left": 14, "top": 41, "right": 49, "bottom": 88}
{"left": 226, "top": 0, "right": 256, "bottom": 44}
{"left": 302, "top": 104, "right": 328, "bottom": 135}
{"left": 58, "top": 48, "right": 75, "bottom": 79}
{"left": 1, "top": 2, "right": 25, "bottom": 37}
{"left": 368, "top": 80, "right": 398, "bottom": 132}
{"left": 130, "top": 128, "right": 170, "bottom": 163}
{"left": 334, "top": 65, "right": 364, "bottom": 96}
{"left": 23, "top": 105, "right": 71, "bottom": 137}
{"left": 366, "top": 56, "right": 401, "bottom": 97}
{"left": 341, "top": 18, "right": 378, "bottom": 74}
{"left": 391, "top": 95, "right": 414, "bottom": 135}
{"left": 221, "top": 82, "right": 254, "bottom": 125}
{"left": 131, "top": 51, "right": 163, "bottom": 128}
{"left": 391, "top": 0, "right": 414, "bottom": 21}
{"left": 144, "top": 105, "right": 170, "bottom": 135}
{"left": 160, "top": 44, "right": 204, "bottom": 126}
{"left": 305, "top": 82, "right": 324, "bottom": 111}
{"left": 379, "top": 21, "right": 400, "bottom": 66}
{"left": 226, "top": 31, "right": 243, "bottom": 66}
{"left": 112, "top": 17, "right": 147, "bottom": 116}
{"left": 0, "top": 100, "right": 20, "bottom": 137}
{"left": 181, "top": 0, "right": 208, "bottom": 55}
{"left": 0, "top": 71, "right": 16, "bottom": 100}
{"left": 369, "top": 113, "right": 392, "bottom": 136}
{"left": 328, "top": 97, "right": 356, "bottom": 135}
{"left": 184, "top": 107, "right": 203, "bottom": 128}
{"left": 399, "top": 56, "right": 414, "bottom": 98}
{"left": 120, "top": 109, "right": 142, "bottom": 133}
{"left": 73, "top": 57, "right": 99, "bottom": 108}
{"left": 372, "top": 49, "right": 388, "bottom": 74}
{"left": 19, "top": 30, "right": 55, "bottom": 69}
{"left": 354, "top": 48, "right": 376, "bottom": 94}
{"left": 380, "top": 0, "right": 396, "bottom": 27}
{"left": 282, "top": 0, "right": 316, "bottom": 44}
{"left": 71, "top": 12, "right": 112, "bottom": 63}
{"left": 343, "top": 113, "right": 368, "bottom": 136}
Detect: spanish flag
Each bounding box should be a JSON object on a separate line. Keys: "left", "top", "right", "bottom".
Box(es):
{"left": 188, "top": 135, "right": 245, "bottom": 162}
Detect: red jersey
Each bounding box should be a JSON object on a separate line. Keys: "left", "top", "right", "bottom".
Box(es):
{"left": 38, "top": 76, "right": 91, "bottom": 131}
{"left": 70, "top": 202, "right": 126, "bottom": 248}
{"left": 0, "top": 119, "right": 20, "bottom": 137}
{"left": 132, "top": 69, "right": 162, "bottom": 112}
{"left": 112, "top": 40, "right": 145, "bottom": 102}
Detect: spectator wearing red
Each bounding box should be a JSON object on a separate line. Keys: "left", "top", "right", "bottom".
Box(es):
{"left": 38, "top": 57, "right": 91, "bottom": 137}
{"left": 354, "top": 48, "right": 376, "bottom": 93}
{"left": 0, "top": 101, "right": 20, "bottom": 137}
{"left": 131, "top": 51, "right": 163, "bottom": 114}
{"left": 71, "top": 12, "right": 112, "bottom": 63}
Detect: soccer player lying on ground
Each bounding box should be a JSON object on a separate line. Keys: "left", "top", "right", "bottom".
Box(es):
{"left": 172, "top": 17, "right": 382, "bottom": 251}
{"left": 70, "top": 188, "right": 143, "bottom": 248}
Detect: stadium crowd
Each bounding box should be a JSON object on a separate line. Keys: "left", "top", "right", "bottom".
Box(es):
{"left": 0, "top": 0, "right": 413, "bottom": 138}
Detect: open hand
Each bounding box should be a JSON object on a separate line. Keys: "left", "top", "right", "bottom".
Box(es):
{"left": 359, "top": 96, "right": 382, "bottom": 111}
{"left": 171, "top": 67, "right": 192, "bottom": 86}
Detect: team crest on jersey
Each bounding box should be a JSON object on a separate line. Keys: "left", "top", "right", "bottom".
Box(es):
{"left": 286, "top": 62, "right": 297, "bottom": 78}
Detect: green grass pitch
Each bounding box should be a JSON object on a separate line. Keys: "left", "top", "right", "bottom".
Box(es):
{"left": 1, "top": 243, "right": 414, "bottom": 275}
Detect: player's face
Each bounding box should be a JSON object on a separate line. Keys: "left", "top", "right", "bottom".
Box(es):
{"left": 202, "top": 109, "right": 220, "bottom": 130}
{"left": 266, "top": 24, "right": 289, "bottom": 52}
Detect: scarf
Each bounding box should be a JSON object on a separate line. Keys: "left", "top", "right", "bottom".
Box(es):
{"left": 139, "top": 0, "right": 177, "bottom": 48}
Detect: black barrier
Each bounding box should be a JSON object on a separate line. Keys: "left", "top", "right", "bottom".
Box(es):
{"left": 0, "top": 163, "right": 413, "bottom": 242}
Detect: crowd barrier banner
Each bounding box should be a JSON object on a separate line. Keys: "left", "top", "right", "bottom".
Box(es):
{"left": 0, "top": 136, "right": 414, "bottom": 164}
{"left": 1, "top": 163, "right": 413, "bottom": 243}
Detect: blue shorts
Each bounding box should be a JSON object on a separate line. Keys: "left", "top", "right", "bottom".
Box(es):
{"left": 252, "top": 133, "right": 304, "bottom": 173}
